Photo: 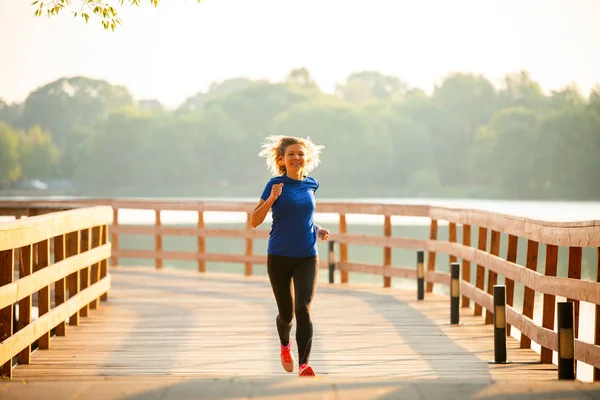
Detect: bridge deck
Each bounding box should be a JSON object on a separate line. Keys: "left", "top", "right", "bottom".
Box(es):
{"left": 10, "top": 266, "right": 558, "bottom": 381}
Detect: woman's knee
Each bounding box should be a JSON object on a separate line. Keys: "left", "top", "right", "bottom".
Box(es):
{"left": 277, "top": 313, "right": 293, "bottom": 326}
{"left": 294, "top": 303, "right": 311, "bottom": 321}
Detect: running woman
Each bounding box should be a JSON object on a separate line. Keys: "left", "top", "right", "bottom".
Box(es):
{"left": 251, "top": 135, "right": 330, "bottom": 377}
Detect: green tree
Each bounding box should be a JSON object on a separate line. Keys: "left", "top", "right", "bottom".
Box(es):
{"left": 20, "top": 76, "right": 133, "bottom": 143}
{"left": 203, "top": 80, "right": 313, "bottom": 149}
{"left": 286, "top": 68, "right": 317, "bottom": 89}
{"left": 74, "top": 109, "right": 160, "bottom": 190}
{"left": 473, "top": 107, "right": 540, "bottom": 197}
{"left": 273, "top": 97, "right": 394, "bottom": 194}
{"left": 178, "top": 78, "right": 253, "bottom": 112}
{"left": 194, "top": 106, "right": 247, "bottom": 185}
{"left": 430, "top": 72, "right": 500, "bottom": 186}
{"left": 19, "top": 126, "right": 60, "bottom": 180}
{"left": 138, "top": 99, "right": 164, "bottom": 112}
{"left": 0, "top": 122, "right": 21, "bottom": 184}
{"left": 336, "top": 71, "right": 409, "bottom": 104}
{"left": 75, "top": 108, "right": 214, "bottom": 195}
{"left": 588, "top": 85, "right": 600, "bottom": 114}
{"left": 547, "top": 84, "right": 585, "bottom": 112}
{"left": 0, "top": 99, "right": 22, "bottom": 127}
{"left": 535, "top": 107, "right": 600, "bottom": 199}
{"left": 369, "top": 102, "right": 436, "bottom": 187}
{"left": 8, "top": 67, "right": 600, "bottom": 200}
{"left": 499, "top": 70, "right": 547, "bottom": 111}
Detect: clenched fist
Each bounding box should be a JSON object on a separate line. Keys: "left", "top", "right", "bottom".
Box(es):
{"left": 317, "top": 226, "right": 330, "bottom": 240}
{"left": 270, "top": 183, "right": 283, "bottom": 201}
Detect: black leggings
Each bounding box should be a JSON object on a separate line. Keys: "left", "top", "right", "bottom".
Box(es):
{"left": 267, "top": 253, "right": 318, "bottom": 366}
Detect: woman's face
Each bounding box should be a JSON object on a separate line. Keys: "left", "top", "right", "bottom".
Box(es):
{"left": 282, "top": 144, "right": 306, "bottom": 174}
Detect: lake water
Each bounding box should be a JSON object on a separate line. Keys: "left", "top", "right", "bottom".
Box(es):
{"left": 2, "top": 197, "right": 599, "bottom": 380}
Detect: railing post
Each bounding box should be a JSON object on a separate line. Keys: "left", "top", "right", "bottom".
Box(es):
{"left": 155, "top": 209, "right": 163, "bottom": 269}
{"left": 37, "top": 238, "right": 51, "bottom": 349}
{"left": 557, "top": 301, "right": 575, "bottom": 380}
{"left": 595, "top": 247, "right": 600, "bottom": 381}
{"left": 505, "top": 234, "right": 518, "bottom": 335}
{"left": 198, "top": 211, "right": 206, "bottom": 273}
{"left": 17, "top": 243, "right": 33, "bottom": 365}
{"left": 245, "top": 213, "right": 253, "bottom": 276}
{"left": 67, "top": 230, "right": 81, "bottom": 327}
{"left": 426, "top": 219, "right": 438, "bottom": 293}
{"left": 461, "top": 224, "right": 471, "bottom": 308}
{"left": 339, "top": 214, "right": 348, "bottom": 283}
{"left": 541, "top": 244, "right": 559, "bottom": 364}
{"left": 0, "top": 249, "right": 14, "bottom": 378}
{"left": 521, "top": 239, "right": 539, "bottom": 349}
{"left": 383, "top": 215, "right": 391, "bottom": 288}
{"left": 448, "top": 222, "right": 457, "bottom": 266}
{"left": 328, "top": 240, "right": 335, "bottom": 284}
{"left": 485, "top": 230, "right": 501, "bottom": 325}
{"left": 54, "top": 235, "right": 67, "bottom": 334}
{"left": 79, "top": 228, "right": 91, "bottom": 318}
{"left": 492, "top": 285, "right": 508, "bottom": 364}
{"left": 567, "top": 247, "right": 582, "bottom": 339}
{"left": 417, "top": 250, "right": 424, "bottom": 300}
{"left": 90, "top": 226, "right": 102, "bottom": 310}
{"left": 450, "top": 262, "right": 460, "bottom": 325}
{"left": 474, "top": 227, "right": 488, "bottom": 316}
{"left": 110, "top": 206, "right": 119, "bottom": 267}
{"left": 100, "top": 224, "right": 109, "bottom": 302}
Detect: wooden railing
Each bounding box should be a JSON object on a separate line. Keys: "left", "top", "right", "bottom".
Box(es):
{"left": 0, "top": 205, "right": 112, "bottom": 379}
{"left": 107, "top": 198, "right": 600, "bottom": 382}
{"left": 102, "top": 199, "right": 431, "bottom": 279}
{"left": 1, "top": 197, "right": 599, "bottom": 382}
{"left": 430, "top": 207, "right": 600, "bottom": 378}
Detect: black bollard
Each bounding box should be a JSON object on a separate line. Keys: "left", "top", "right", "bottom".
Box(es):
{"left": 328, "top": 241, "right": 335, "bottom": 284}
{"left": 417, "top": 250, "right": 425, "bottom": 300}
{"left": 492, "top": 285, "right": 508, "bottom": 364}
{"left": 557, "top": 301, "right": 575, "bottom": 380}
{"left": 450, "top": 262, "right": 460, "bottom": 324}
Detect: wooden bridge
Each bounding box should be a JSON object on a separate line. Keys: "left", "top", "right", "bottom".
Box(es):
{"left": 1, "top": 198, "right": 600, "bottom": 399}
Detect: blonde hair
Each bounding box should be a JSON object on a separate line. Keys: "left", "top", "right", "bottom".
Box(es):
{"left": 258, "top": 135, "right": 324, "bottom": 176}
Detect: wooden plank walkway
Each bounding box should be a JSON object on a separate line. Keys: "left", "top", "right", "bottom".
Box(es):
{"left": 10, "top": 266, "right": 559, "bottom": 381}
{"left": 1, "top": 376, "right": 600, "bottom": 399}
{"left": 3, "top": 266, "right": 600, "bottom": 399}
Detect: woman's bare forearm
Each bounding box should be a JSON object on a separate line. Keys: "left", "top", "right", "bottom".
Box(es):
{"left": 251, "top": 197, "right": 275, "bottom": 228}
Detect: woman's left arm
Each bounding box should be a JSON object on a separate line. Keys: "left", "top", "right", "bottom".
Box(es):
{"left": 315, "top": 224, "right": 330, "bottom": 240}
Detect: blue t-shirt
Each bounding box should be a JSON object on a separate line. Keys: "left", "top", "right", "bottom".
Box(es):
{"left": 260, "top": 174, "right": 319, "bottom": 258}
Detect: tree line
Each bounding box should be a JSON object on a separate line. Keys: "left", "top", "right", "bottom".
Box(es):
{"left": 1, "top": 68, "right": 599, "bottom": 200}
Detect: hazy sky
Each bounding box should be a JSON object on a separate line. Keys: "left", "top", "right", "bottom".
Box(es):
{"left": 1, "top": 0, "right": 599, "bottom": 108}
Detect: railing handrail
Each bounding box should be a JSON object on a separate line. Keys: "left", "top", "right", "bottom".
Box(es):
{"left": 2, "top": 196, "right": 600, "bottom": 224}
{"left": 0, "top": 206, "right": 113, "bottom": 251}
{"left": 112, "top": 197, "right": 600, "bottom": 223}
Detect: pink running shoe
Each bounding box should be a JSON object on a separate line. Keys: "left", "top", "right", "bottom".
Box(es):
{"left": 299, "top": 363, "right": 315, "bottom": 377}
{"left": 280, "top": 343, "right": 295, "bottom": 373}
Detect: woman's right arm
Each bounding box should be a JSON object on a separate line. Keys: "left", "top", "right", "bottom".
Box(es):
{"left": 252, "top": 182, "right": 282, "bottom": 228}
{"left": 251, "top": 197, "right": 275, "bottom": 228}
